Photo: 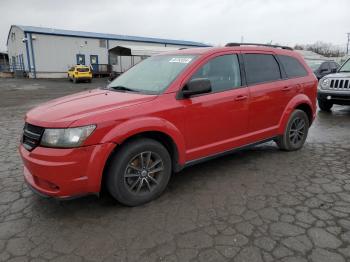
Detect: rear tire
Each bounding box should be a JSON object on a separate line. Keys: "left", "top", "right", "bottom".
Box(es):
{"left": 276, "top": 109, "right": 309, "bottom": 151}
{"left": 73, "top": 77, "right": 77, "bottom": 84}
{"left": 318, "top": 99, "right": 333, "bottom": 111}
{"left": 106, "top": 138, "right": 172, "bottom": 206}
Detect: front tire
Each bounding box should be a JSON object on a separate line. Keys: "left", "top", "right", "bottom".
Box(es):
{"left": 106, "top": 138, "right": 172, "bottom": 206}
{"left": 276, "top": 109, "right": 309, "bottom": 151}
{"left": 318, "top": 99, "right": 333, "bottom": 111}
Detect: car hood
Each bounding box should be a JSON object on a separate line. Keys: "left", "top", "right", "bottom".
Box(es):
{"left": 26, "top": 89, "right": 157, "bottom": 127}
{"left": 325, "top": 72, "right": 350, "bottom": 78}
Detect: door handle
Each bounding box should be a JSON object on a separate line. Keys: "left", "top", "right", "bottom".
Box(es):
{"left": 282, "top": 86, "right": 293, "bottom": 91}
{"left": 234, "top": 95, "right": 248, "bottom": 101}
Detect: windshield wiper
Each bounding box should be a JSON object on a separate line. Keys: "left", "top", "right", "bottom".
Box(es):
{"left": 109, "top": 85, "right": 139, "bottom": 92}
{"left": 339, "top": 70, "right": 350, "bottom": 73}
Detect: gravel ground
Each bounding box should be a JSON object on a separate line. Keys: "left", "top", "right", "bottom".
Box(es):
{"left": 0, "top": 78, "right": 350, "bottom": 262}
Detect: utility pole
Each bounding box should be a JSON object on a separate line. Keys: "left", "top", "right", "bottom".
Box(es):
{"left": 347, "top": 33, "right": 350, "bottom": 55}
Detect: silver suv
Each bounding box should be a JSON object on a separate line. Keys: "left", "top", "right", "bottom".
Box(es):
{"left": 318, "top": 58, "right": 350, "bottom": 111}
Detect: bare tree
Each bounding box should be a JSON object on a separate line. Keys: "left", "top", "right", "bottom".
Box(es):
{"left": 293, "top": 42, "right": 345, "bottom": 57}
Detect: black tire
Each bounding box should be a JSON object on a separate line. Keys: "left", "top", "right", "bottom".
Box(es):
{"left": 106, "top": 138, "right": 172, "bottom": 206}
{"left": 318, "top": 99, "right": 333, "bottom": 111}
{"left": 276, "top": 109, "right": 309, "bottom": 151}
{"left": 73, "top": 77, "right": 77, "bottom": 84}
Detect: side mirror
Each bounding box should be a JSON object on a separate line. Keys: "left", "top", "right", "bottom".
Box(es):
{"left": 181, "top": 78, "right": 212, "bottom": 98}
{"left": 331, "top": 68, "right": 337, "bottom": 73}
{"left": 320, "top": 68, "right": 330, "bottom": 73}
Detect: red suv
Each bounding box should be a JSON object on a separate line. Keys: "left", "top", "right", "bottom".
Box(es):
{"left": 20, "top": 44, "right": 317, "bottom": 206}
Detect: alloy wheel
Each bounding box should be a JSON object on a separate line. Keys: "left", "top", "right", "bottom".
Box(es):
{"left": 289, "top": 117, "right": 306, "bottom": 145}
{"left": 124, "top": 151, "right": 164, "bottom": 195}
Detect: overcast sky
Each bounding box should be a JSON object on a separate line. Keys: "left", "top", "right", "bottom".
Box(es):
{"left": 1, "top": 0, "right": 349, "bottom": 51}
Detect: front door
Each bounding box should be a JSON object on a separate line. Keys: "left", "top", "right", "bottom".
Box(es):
{"left": 90, "top": 55, "right": 98, "bottom": 73}
{"left": 180, "top": 54, "right": 250, "bottom": 161}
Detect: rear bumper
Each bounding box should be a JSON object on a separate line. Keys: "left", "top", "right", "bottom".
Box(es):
{"left": 19, "top": 143, "right": 115, "bottom": 199}
{"left": 318, "top": 91, "right": 350, "bottom": 105}
{"left": 76, "top": 76, "right": 92, "bottom": 81}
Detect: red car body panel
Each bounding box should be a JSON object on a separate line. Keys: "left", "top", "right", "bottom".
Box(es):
{"left": 19, "top": 46, "right": 317, "bottom": 198}
{"left": 20, "top": 143, "right": 115, "bottom": 197}
{"left": 25, "top": 89, "right": 157, "bottom": 128}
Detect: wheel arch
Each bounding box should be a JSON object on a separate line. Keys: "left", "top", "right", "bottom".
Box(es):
{"left": 278, "top": 94, "right": 315, "bottom": 134}
{"left": 119, "top": 131, "right": 181, "bottom": 171}
{"left": 100, "top": 117, "right": 186, "bottom": 162}
{"left": 295, "top": 103, "right": 313, "bottom": 124}
{"left": 100, "top": 129, "right": 183, "bottom": 194}
{"left": 98, "top": 117, "right": 186, "bottom": 193}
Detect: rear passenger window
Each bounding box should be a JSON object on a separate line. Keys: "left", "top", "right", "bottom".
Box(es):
{"left": 190, "top": 54, "right": 241, "bottom": 92}
{"left": 278, "top": 55, "right": 308, "bottom": 78}
{"left": 244, "top": 54, "right": 281, "bottom": 85}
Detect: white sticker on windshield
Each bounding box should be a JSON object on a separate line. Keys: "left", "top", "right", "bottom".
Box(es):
{"left": 169, "top": 57, "right": 192, "bottom": 63}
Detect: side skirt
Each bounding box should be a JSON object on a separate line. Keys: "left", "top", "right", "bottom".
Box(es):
{"left": 178, "top": 136, "right": 278, "bottom": 171}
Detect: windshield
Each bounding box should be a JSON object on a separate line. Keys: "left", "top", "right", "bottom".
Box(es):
{"left": 305, "top": 60, "right": 324, "bottom": 71}
{"left": 107, "top": 55, "right": 197, "bottom": 94}
{"left": 338, "top": 59, "right": 350, "bottom": 72}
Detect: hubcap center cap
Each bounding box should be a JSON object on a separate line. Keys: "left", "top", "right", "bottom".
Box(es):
{"left": 141, "top": 170, "right": 148, "bottom": 177}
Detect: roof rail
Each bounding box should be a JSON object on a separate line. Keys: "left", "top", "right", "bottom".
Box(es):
{"left": 225, "top": 43, "right": 293, "bottom": 51}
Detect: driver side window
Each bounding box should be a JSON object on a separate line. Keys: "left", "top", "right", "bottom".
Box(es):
{"left": 190, "top": 54, "right": 241, "bottom": 93}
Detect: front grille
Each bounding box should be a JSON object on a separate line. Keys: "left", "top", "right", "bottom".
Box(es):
{"left": 22, "top": 123, "right": 44, "bottom": 151}
{"left": 330, "top": 79, "right": 350, "bottom": 90}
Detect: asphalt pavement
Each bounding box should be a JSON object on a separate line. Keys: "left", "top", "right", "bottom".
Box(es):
{"left": 0, "top": 78, "right": 350, "bottom": 262}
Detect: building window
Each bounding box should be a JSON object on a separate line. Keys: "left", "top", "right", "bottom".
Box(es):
{"left": 99, "top": 39, "right": 107, "bottom": 48}
{"left": 11, "top": 32, "right": 16, "bottom": 41}
{"left": 76, "top": 54, "right": 86, "bottom": 65}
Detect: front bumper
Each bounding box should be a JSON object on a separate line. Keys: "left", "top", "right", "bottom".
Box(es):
{"left": 318, "top": 90, "right": 350, "bottom": 105}
{"left": 19, "top": 143, "right": 115, "bottom": 199}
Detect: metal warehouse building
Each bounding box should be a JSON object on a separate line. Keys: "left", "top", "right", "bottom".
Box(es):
{"left": 7, "top": 25, "right": 209, "bottom": 78}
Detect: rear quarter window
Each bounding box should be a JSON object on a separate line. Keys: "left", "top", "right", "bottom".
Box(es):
{"left": 278, "top": 55, "right": 308, "bottom": 78}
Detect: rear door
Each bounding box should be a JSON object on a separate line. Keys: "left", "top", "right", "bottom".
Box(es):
{"left": 243, "top": 52, "right": 287, "bottom": 135}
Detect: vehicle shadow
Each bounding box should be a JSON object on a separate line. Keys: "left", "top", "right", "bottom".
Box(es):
{"left": 28, "top": 141, "right": 283, "bottom": 216}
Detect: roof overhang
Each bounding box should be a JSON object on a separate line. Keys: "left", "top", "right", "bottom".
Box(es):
{"left": 109, "top": 45, "right": 181, "bottom": 56}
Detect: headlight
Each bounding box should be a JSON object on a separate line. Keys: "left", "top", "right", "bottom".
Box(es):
{"left": 41, "top": 125, "right": 96, "bottom": 148}
{"left": 320, "top": 78, "right": 330, "bottom": 89}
